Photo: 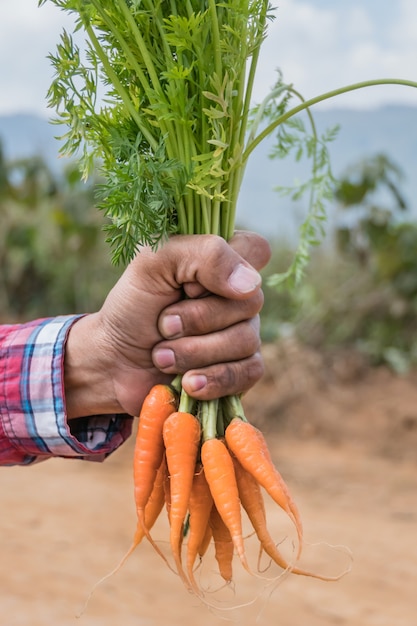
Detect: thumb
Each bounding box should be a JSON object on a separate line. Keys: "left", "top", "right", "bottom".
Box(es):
{"left": 168, "top": 235, "right": 262, "bottom": 300}
{"left": 183, "top": 262, "right": 261, "bottom": 299}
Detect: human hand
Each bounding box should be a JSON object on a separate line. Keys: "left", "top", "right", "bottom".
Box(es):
{"left": 64, "top": 232, "right": 271, "bottom": 418}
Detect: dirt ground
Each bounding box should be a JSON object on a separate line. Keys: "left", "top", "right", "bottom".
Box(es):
{"left": 1, "top": 340, "right": 417, "bottom": 626}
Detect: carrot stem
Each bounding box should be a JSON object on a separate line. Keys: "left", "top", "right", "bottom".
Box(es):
{"left": 201, "top": 399, "right": 219, "bottom": 443}
{"left": 178, "top": 387, "right": 197, "bottom": 415}
{"left": 222, "top": 394, "right": 248, "bottom": 423}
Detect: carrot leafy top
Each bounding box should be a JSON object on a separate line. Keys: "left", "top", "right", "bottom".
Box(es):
{"left": 39, "top": 1, "right": 272, "bottom": 258}
{"left": 39, "top": 0, "right": 417, "bottom": 284}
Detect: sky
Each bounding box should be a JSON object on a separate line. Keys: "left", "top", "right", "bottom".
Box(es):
{"left": 0, "top": 0, "right": 417, "bottom": 118}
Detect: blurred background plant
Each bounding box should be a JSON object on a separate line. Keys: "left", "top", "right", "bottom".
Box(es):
{"left": 0, "top": 140, "right": 121, "bottom": 321}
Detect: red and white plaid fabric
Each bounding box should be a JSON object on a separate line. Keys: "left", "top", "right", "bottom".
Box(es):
{"left": 0, "top": 316, "right": 132, "bottom": 466}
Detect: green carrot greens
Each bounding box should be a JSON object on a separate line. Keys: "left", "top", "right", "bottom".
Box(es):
{"left": 40, "top": 0, "right": 417, "bottom": 277}
{"left": 39, "top": 0, "right": 273, "bottom": 264}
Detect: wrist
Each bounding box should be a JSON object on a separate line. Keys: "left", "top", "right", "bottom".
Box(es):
{"left": 64, "top": 314, "right": 122, "bottom": 419}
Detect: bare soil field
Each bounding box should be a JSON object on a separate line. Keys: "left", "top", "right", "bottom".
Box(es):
{"left": 1, "top": 340, "right": 416, "bottom": 626}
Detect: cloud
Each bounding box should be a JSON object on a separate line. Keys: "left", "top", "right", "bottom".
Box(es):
{"left": 253, "top": 0, "right": 417, "bottom": 110}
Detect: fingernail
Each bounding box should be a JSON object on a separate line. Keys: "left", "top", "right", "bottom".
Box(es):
{"left": 153, "top": 348, "right": 175, "bottom": 369}
{"left": 160, "top": 314, "right": 183, "bottom": 338}
{"left": 229, "top": 264, "right": 261, "bottom": 294}
{"left": 187, "top": 374, "right": 207, "bottom": 392}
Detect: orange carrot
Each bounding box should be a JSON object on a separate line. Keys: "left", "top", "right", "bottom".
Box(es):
{"left": 131, "top": 455, "right": 168, "bottom": 551}
{"left": 133, "top": 384, "right": 177, "bottom": 516}
{"left": 198, "top": 523, "right": 213, "bottom": 560}
{"left": 163, "top": 411, "right": 201, "bottom": 591}
{"left": 110, "top": 457, "right": 168, "bottom": 571}
{"left": 132, "top": 384, "right": 177, "bottom": 564}
{"left": 201, "top": 437, "right": 250, "bottom": 575}
{"left": 186, "top": 464, "right": 214, "bottom": 595}
{"left": 209, "top": 504, "right": 234, "bottom": 584}
{"left": 163, "top": 460, "right": 171, "bottom": 520}
{"left": 231, "top": 454, "right": 338, "bottom": 581}
{"left": 225, "top": 418, "right": 303, "bottom": 558}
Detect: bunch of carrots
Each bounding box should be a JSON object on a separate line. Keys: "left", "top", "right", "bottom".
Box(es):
{"left": 88, "top": 378, "right": 345, "bottom": 604}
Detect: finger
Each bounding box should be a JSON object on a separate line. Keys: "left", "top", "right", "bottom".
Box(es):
{"left": 154, "top": 234, "right": 264, "bottom": 299}
{"left": 180, "top": 231, "right": 271, "bottom": 299}
{"left": 158, "top": 290, "right": 264, "bottom": 339}
{"left": 152, "top": 317, "right": 261, "bottom": 373}
{"left": 229, "top": 230, "right": 272, "bottom": 271}
{"left": 181, "top": 352, "right": 265, "bottom": 400}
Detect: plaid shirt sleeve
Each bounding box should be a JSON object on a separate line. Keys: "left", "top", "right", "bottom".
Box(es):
{"left": 0, "top": 315, "right": 133, "bottom": 466}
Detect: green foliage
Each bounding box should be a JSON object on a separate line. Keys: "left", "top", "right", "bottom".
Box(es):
{"left": 39, "top": 0, "right": 348, "bottom": 284}
{"left": 40, "top": 0, "right": 275, "bottom": 261}
{"left": 0, "top": 148, "right": 120, "bottom": 321}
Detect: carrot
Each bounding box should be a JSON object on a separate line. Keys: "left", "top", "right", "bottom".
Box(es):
{"left": 209, "top": 505, "right": 234, "bottom": 584}
{"left": 131, "top": 455, "right": 168, "bottom": 552}
{"left": 201, "top": 437, "right": 251, "bottom": 575}
{"left": 163, "top": 411, "right": 201, "bottom": 591}
{"left": 225, "top": 418, "right": 304, "bottom": 558}
{"left": 231, "top": 453, "right": 291, "bottom": 571}
{"left": 163, "top": 460, "right": 171, "bottom": 520}
{"left": 198, "top": 524, "right": 213, "bottom": 560}
{"left": 133, "top": 384, "right": 177, "bottom": 514}
{"left": 132, "top": 383, "right": 177, "bottom": 564}
{"left": 231, "top": 454, "right": 340, "bottom": 581}
{"left": 186, "top": 464, "right": 214, "bottom": 595}
{"left": 133, "top": 385, "right": 177, "bottom": 504}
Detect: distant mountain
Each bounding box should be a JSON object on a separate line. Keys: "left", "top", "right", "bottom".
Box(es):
{"left": 1, "top": 107, "right": 416, "bottom": 241}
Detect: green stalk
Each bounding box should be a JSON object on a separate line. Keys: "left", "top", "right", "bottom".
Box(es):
{"left": 222, "top": 394, "right": 247, "bottom": 424}
{"left": 239, "top": 0, "right": 270, "bottom": 149}
{"left": 82, "top": 22, "right": 157, "bottom": 151}
{"left": 115, "top": 0, "right": 180, "bottom": 161}
{"left": 178, "top": 387, "right": 196, "bottom": 414}
{"left": 200, "top": 195, "right": 211, "bottom": 234}
{"left": 224, "top": 0, "right": 270, "bottom": 240}
{"left": 116, "top": 0, "right": 162, "bottom": 94}
{"left": 208, "top": 0, "right": 223, "bottom": 79}
{"left": 243, "top": 78, "right": 417, "bottom": 164}
{"left": 200, "top": 399, "right": 219, "bottom": 442}
{"left": 211, "top": 195, "right": 221, "bottom": 236}
{"left": 288, "top": 86, "right": 322, "bottom": 224}
{"left": 89, "top": 0, "right": 152, "bottom": 97}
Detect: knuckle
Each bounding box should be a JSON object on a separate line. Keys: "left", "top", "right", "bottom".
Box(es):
{"left": 210, "top": 353, "right": 264, "bottom": 396}
{"left": 240, "top": 290, "right": 264, "bottom": 317}
{"left": 239, "top": 316, "right": 262, "bottom": 353}
{"left": 202, "top": 236, "right": 230, "bottom": 269}
{"left": 188, "top": 299, "right": 215, "bottom": 334}
{"left": 245, "top": 352, "right": 265, "bottom": 387}
{"left": 173, "top": 339, "right": 202, "bottom": 372}
{"left": 212, "top": 363, "right": 238, "bottom": 392}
